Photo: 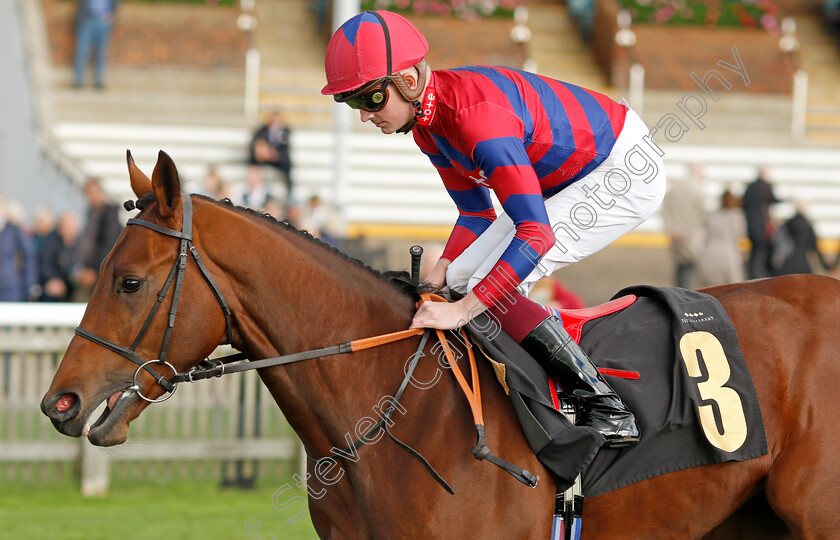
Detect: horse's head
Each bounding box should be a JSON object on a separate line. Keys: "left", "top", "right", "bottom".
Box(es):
{"left": 41, "top": 151, "right": 230, "bottom": 446}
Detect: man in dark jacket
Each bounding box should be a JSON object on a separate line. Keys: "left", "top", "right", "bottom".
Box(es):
{"left": 39, "top": 212, "right": 82, "bottom": 302}
{"left": 742, "top": 168, "right": 781, "bottom": 279}
{"left": 75, "top": 179, "right": 123, "bottom": 298}
{"left": 771, "top": 204, "right": 831, "bottom": 276}
{"left": 248, "top": 111, "right": 293, "bottom": 200}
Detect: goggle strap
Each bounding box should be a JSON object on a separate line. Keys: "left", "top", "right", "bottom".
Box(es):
{"left": 335, "top": 77, "right": 388, "bottom": 104}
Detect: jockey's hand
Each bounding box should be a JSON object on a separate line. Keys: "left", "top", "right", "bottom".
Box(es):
{"left": 410, "top": 292, "right": 488, "bottom": 330}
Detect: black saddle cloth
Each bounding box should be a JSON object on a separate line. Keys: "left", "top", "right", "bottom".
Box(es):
{"left": 467, "top": 285, "right": 768, "bottom": 496}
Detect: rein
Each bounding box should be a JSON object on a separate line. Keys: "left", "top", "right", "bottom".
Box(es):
{"left": 74, "top": 194, "right": 537, "bottom": 491}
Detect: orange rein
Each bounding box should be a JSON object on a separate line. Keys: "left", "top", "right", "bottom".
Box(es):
{"left": 352, "top": 293, "right": 485, "bottom": 427}
{"left": 417, "top": 293, "right": 485, "bottom": 426}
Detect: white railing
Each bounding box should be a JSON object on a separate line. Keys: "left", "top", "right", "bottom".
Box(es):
{"left": 0, "top": 303, "right": 301, "bottom": 495}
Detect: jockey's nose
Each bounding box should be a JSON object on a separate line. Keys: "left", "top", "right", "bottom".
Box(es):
{"left": 360, "top": 109, "right": 375, "bottom": 122}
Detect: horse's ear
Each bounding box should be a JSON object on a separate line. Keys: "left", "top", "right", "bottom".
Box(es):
{"left": 127, "top": 150, "right": 152, "bottom": 198}
{"left": 150, "top": 150, "right": 182, "bottom": 219}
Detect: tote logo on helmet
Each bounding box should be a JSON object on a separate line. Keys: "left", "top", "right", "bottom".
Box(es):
{"left": 323, "top": 10, "right": 429, "bottom": 96}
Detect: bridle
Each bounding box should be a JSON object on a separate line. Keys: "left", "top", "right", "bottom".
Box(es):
{"left": 75, "top": 193, "right": 233, "bottom": 402}
{"left": 74, "top": 193, "right": 538, "bottom": 490}
{"left": 72, "top": 192, "right": 427, "bottom": 399}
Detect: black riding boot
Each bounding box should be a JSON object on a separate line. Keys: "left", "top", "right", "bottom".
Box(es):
{"left": 520, "top": 315, "right": 640, "bottom": 448}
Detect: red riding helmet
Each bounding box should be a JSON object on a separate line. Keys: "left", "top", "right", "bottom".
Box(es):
{"left": 322, "top": 10, "right": 429, "bottom": 96}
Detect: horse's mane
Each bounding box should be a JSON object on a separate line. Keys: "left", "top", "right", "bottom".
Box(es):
{"left": 201, "top": 195, "right": 441, "bottom": 300}
{"left": 129, "top": 192, "right": 439, "bottom": 300}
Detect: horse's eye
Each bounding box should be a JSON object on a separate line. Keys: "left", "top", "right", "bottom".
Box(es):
{"left": 121, "top": 278, "right": 142, "bottom": 293}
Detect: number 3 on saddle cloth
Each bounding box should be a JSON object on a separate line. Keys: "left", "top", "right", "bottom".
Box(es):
{"left": 465, "top": 285, "right": 768, "bottom": 496}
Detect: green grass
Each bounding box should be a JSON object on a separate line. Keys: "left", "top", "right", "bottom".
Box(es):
{"left": 0, "top": 477, "right": 319, "bottom": 540}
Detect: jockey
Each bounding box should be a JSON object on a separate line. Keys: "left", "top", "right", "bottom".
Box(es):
{"left": 322, "top": 10, "right": 666, "bottom": 448}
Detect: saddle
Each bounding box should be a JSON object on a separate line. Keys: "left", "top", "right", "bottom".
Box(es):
{"left": 465, "top": 285, "right": 768, "bottom": 497}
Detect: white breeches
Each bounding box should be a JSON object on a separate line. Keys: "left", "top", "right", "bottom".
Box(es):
{"left": 446, "top": 108, "right": 666, "bottom": 297}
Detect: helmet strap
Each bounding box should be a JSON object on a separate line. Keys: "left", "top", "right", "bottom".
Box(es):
{"left": 393, "top": 60, "right": 429, "bottom": 134}
{"left": 396, "top": 100, "right": 423, "bottom": 134}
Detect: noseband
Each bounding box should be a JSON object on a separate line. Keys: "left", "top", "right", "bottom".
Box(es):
{"left": 75, "top": 194, "right": 233, "bottom": 402}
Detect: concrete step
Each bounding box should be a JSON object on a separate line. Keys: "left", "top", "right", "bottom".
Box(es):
{"left": 49, "top": 65, "right": 249, "bottom": 126}
{"left": 793, "top": 14, "right": 840, "bottom": 136}
{"left": 50, "top": 121, "right": 255, "bottom": 203}
{"left": 524, "top": 1, "right": 609, "bottom": 89}
{"left": 252, "top": 0, "right": 328, "bottom": 123}
{"left": 806, "top": 112, "right": 840, "bottom": 128}
{"left": 806, "top": 130, "right": 840, "bottom": 146}
{"left": 51, "top": 65, "right": 246, "bottom": 95}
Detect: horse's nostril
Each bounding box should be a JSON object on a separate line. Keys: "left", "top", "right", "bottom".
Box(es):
{"left": 56, "top": 393, "right": 76, "bottom": 413}
{"left": 42, "top": 391, "right": 81, "bottom": 422}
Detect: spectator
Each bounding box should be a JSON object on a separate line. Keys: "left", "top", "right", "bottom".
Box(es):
{"left": 696, "top": 189, "right": 747, "bottom": 288}
{"left": 248, "top": 111, "right": 293, "bottom": 200}
{"left": 73, "top": 0, "right": 118, "bottom": 90}
{"left": 32, "top": 206, "right": 56, "bottom": 255}
{"left": 75, "top": 178, "right": 123, "bottom": 296}
{"left": 241, "top": 166, "right": 275, "bottom": 211}
{"left": 770, "top": 201, "right": 831, "bottom": 276}
{"left": 39, "top": 212, "right": 82, "bottom": 302}
{"left": 0, "top": 195, "right": 38, "bottom": 302}
{"left": 742, "top": 167, "right": 781, "bottom": 279}
{"left": 304, "top": 195, "right": 342, "bottom": 245}
{"left": 660, "top": 163, "right": 707, "bottom": 289}
{"left": 262, "top": 198, "right": 285, "bottom": 220}
{"left": 195, "top": 164, "right": 225, "bottom": 199}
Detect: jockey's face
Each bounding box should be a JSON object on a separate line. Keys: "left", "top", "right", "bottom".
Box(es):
{"left": 358, "top": 85, "right": 414, "bottom": 134}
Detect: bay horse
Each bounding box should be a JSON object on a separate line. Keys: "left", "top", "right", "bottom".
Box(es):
{"left": 41, "top": 151, "right": 839, "bottom": 539}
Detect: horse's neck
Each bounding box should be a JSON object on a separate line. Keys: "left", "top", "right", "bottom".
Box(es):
{"left": 204, "top": 209, "right": 414, "bottom": 352}
{"left": 200, "top": 207, "right": 418, "bottom": 451}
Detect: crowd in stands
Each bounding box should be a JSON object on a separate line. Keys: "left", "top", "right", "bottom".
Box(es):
{"left": 4, "top": 160, "right": 837, "bottom": 304}
{"left": 0, "top": 107, "right": 349, "bottom": 304}
{"left": 0, "top": 178, "right": 120, "bottom": 303}
{"left": 0, "top": 164, "right": 341, "bottom": 304}
{"left": 662, "top": 164, "right": 838, "bottom": 291}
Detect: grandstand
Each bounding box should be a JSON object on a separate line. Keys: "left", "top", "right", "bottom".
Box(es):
{"left": 13, "top": 0, "right": 840, "bottom": 275}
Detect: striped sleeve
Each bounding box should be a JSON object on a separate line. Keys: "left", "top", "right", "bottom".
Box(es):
{"left": 414, "top": 130, "right": 496, "bottom": 262}
{"left": 456, "top": 104, "right": 556, "bottom": 308}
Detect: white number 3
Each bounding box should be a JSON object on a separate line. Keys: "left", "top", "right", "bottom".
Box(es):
{"left": 678, "top": 331, "right": 748, "bottom": 452}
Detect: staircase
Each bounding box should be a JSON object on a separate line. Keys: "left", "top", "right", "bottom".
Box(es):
{"left": 23, "top": 0, "right": 840, "bottom": 243}
{"left": 796, "top": 14, "right": 840, "bottom": 145}
{"left": 22, "top": 0, "right": 253, "bottom": 207}
{"left": 253, "top": 0, "right": 331, "bottom": 127}
{"left": 523, "top": 0, "right": 611, "bottom": 93}
{"left": 45, "top": 65, "right": 252, "bottom": 204}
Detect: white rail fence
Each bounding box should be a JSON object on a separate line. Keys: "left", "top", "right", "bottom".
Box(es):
{"left": 0, "top": 303, "right": 302, "bottom": 495}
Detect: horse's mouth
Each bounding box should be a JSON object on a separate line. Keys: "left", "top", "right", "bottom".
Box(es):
{"left": 83, "top": 388, "right": 139, "bottom": 446}
{"left": 82, "top": 389, "right": 139, "bottom": 446}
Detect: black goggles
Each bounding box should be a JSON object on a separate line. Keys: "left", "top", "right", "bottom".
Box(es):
{"left": 334, "top": 77, "right": 391, "bottom": 111}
